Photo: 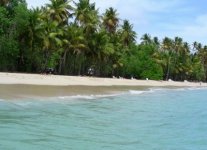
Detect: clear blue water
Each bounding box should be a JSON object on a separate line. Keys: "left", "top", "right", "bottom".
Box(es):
{"left": 0, "top": 87, "right": 207, "bottom": 150}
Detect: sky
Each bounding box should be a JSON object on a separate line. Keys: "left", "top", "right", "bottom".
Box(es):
{"left": 26, "top": 0, "right": 207, "bottom": 45}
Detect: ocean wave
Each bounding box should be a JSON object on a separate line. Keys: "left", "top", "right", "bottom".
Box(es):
{"left": 128, "top": 88, "right": 166, "bottom": 95}
{"left": 57, "top": 93, "right": 122, "bottom": 100}
{"left": 128, "top": 90, "right": 146, "bottom": 95}
{"left": 0, "top": 99, "right": 5, "bottom": 102}
{"left": 128, "top": 87, "right": 207, "bottom": 96}
{"left": 0, "top": 87, "right": 206, "bottom": 103}
{"left": 185, "top": 87, "right": 207, "bottom": 91}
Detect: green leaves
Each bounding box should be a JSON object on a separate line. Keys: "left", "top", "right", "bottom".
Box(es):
{"left": 1, "top": 0, "right": 207, "bottom": 81}
{"left": 103, "top": 7, "right": 119, "bottom": 34}
{"left": 120, "top": 44, "right": 164, "bottom": 80}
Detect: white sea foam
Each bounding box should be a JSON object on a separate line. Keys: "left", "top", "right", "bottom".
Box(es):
{"left": 58, "top": 95, "right": 95, "bottom": 100}
{"left": 186, "top": 87, "right": 207, "bottom": 91}
{"left": 57, "top": 93, "right": 121, "bottom": 100}
{"left": 0, "top": 99, "right": 5, "bottom": 102}
{"left": 128, "top": 90, "right": 146, "bottom": 95}
{"left": 128, "top": 87, "right": 203, "bottom": 96}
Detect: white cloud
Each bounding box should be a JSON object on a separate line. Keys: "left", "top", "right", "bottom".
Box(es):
{"left": 178, "top": 14, "right": 207, "bottom": 44}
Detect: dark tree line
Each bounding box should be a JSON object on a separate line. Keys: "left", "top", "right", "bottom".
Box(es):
{"left": 0, "top": 0, "right": 207, "bottom": 81}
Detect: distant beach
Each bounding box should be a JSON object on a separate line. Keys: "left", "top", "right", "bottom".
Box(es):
{"left": 0, "top": 72, "right": 206, "bottom": 87}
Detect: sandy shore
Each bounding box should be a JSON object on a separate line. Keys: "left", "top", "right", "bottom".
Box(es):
{"left": 0, "top": 72, "right": 206, "bottom": 87}
{"left": 0, "top": 72, "right": 206, "bottom": 99}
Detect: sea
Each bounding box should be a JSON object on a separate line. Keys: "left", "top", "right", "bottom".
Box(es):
{"left": 0, "top": 87, "right": 207, "bottom": 150}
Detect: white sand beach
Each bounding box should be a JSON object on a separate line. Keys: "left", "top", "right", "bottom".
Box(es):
{"left": 0, "top": 72, "right": 206, "bottom": 87}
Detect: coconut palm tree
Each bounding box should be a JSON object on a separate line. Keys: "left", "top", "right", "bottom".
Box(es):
{"left": 102, "top": 7, "right": 119, "bottom": 34}
{"left": 141, "top": 34, "right": 152, "bottom": 45}
{"left": 46, "top": 0, "right": 73, "bottom": 25}
{"left": 74, "top": 0, "right": 99, "bottom": 34}
{"left": 120, "top": 20, "right": 136, "bottom": 47}
{"left": 153, "top": 37, "right": 159, "bottom": 46}
{"left": 74, "top": 0, "right": 94, "bottom": 24}
{"left": 35, "top": 17, "right": 64, "bottom": 69}
{"left": 161, "top": 37, "right": 174, "bottom": 80}
{"left": 27, "top": 8, "right": 42, "bottom": 49}
{"left": 59, "top": 24, "right": 88, "bottom": 74}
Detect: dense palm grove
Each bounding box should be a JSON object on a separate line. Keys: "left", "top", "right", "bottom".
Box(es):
{"left": 0, "top": 0, "right": 207, "bottom": 81}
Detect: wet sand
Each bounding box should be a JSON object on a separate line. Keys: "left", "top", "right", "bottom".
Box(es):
{"left": 0, "top": 84, "right": 149, "bottom": 100}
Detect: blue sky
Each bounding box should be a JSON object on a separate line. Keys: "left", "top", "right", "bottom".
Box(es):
{"left": 26, "top": 0, "right": 207, "bottom": 45}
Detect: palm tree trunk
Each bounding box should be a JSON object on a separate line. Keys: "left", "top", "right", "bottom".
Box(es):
{"left": 44, "top": 50, "right": 49, "bottom": 70}
{"left": 58, "top": 50, "right": 68, "bottom": 74}
{"left": 166, "top": 57, "right": 171, "bottom": 80}
{"left": 58, "top": 58, "right": 62, "bottom": 74}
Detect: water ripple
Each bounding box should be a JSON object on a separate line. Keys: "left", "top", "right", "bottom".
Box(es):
{"left": 0, "top": 88, "right": 207, "bottom": 149}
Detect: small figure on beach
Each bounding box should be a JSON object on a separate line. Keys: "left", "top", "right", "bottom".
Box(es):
{"left": 42, "top": 68, "right": 55, "bottom": 75}
{"left": 87, "top": 67, "right": 94, "bottom": 76}
{"left": 168, "top": 79, "right": 173, "bottom": 82}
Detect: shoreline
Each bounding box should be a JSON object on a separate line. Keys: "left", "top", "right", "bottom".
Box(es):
{"left": 0, "top": 84, "right": 151, "bottom": 100}
{"left": 0, "top": 72, "right": 206, "bottom": 87}
{"left": 0, "top": 72, "right": 206, "bottom": 99}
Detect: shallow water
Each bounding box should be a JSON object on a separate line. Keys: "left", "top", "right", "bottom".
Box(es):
{"left": 0, "top": 87, "right": 207, "bottom": 149}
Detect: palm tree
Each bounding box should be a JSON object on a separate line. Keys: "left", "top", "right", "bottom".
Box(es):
{"left": 141, "top": 34, "right": 152, "bottom": 45}
{"left": 27, "top": 8, "right": 42, "bottom": 49}
{"left": 196, "top": 45, "right": 207, "bottom": 81}
{"left": 120, "top": 20, "right": 136, "bottom": 47}
{"left": 102, "top": 7, "right": 119, "bottom": 34}
{"left": 33, "top": 0, "right": 74, "bottom": 71}
{"left": 74, "top": 0, "right": 99, "bottom": 34}
{"left": 74, "top": 0, "right": 95, "bottom": 24}
{"left": 153, "top": 37, "right": 159, "bottom": 46}
{"left": 59, "top": 24, "right": 88, "bottom": 74}
{"left": 35, "top": 17, "right": 64, "bottom": 69}
{"left": 46, "top": 0, "right": 73, "bottom": 25}
{"left": 161, "top": 37, "right": 174, "bottom": 80}
{"left": 174, "top": 37, "right": 183, "bottom": 54}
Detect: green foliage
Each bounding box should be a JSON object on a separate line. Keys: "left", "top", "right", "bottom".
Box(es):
{"left": 0, "top": 36, "right": 19, "bottom": 71}
{"left": 0, "top": 0, "right": 207, "bottom": 82}
{"left": 121, "top": 45, "right": 163, "bottom": 80}
{"left": 0, "top": 7, "right": 10, "bottom": 35}
{"left": 14, "top": 3, "right": 30, "bottom": 33}
{"left": 191, "top": 55, "right": 206, "bottom": 81}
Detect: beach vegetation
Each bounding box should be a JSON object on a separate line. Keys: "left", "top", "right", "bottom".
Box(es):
{"left": 0, "top": 0, "right": 207, "bottom": 82}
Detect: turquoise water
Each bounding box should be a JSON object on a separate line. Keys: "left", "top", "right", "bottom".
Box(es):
{"left": 0, "top": 87, "right": 207, "bottom": 150}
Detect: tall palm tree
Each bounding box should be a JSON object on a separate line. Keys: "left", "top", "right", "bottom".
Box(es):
{"left": 36, "top": 17, "right": 64, "bottom": 69}
{"left": 74, "top": 0, "right": 99, "bottom": 34}
{"left": 196, "top": 44, "right": 207, "bottom": 81}
{"left": 161, "top": 37, "right": 174, "bottom": 80}
{"left": 174, "top": 37, "right": 183, "bottom": 54}
{"left": 74, "top": 0, "right": 94, "bottom": 24}
{"left": 27, "top": 8, "right": 42, "bottom": 49}
{"left": 102, "top": 7, "right": 119, "bottom": 34}
{"left": 46, "top": 0, "right": 73, "bottom": 25}
{"left": 141, "top": 34, "right": 152, "bottom": 45}
{"left": 59, "top": 24, "right": 87, "bottom": 74}
{"left": 153, "top": 37, "right": 160, "bottom": 46}
{"left": 120, "top": 20, "right": 136, "bottom": 47}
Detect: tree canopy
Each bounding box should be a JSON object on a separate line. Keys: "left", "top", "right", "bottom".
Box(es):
{"left": 0, "top": 0, "right": 207, "bottom": 82}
